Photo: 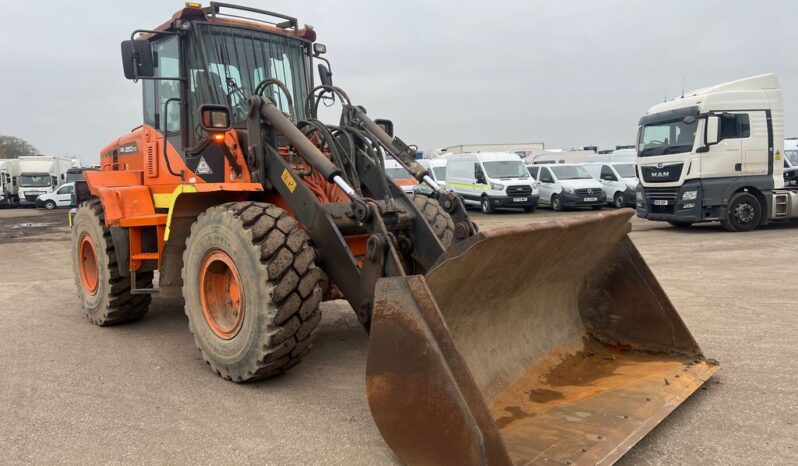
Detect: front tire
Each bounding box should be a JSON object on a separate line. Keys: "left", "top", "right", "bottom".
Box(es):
{"left": 481, "top": 196, "right": 494, "bottom": 214}
{"left": 182, "top": 202, "right": 322, "bottom": 382}
{"left": 71, "top": 200, "right": 152, "bottom": 325}
{"left": 44, "top": 200, "right": 57, "bottom": 210}
{"left": 721, "top": 192, "right": 761, "bottom": 232}
{"left": 613, "top": 193, "right": 625, "bottom": 208}
{"left": 410, "top": 195, "right": 455, "bottom": 248}
{"left": 551, "top": 195, "right": 563, "bottom": 211}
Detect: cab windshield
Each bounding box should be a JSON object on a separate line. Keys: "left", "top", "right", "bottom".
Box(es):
{"left": 19, "top": 174, "right": 52, "bottom": 187}
{"left": 386, "top": 166, "right": 412, "bottom": 179}
{"left": 483, "top": 161, "right": 529, "bottom": 179}
{"left": 638, "top": 118, "right": 696, "bottom": 157}
{"left": 432, "top": 167, "right": 446, "bottom": 180}
{"left": 551, "top": 165, "right": 592, "bottom": 180}
{"left": 187, "top": 24, "right": 310, "bottom": 136}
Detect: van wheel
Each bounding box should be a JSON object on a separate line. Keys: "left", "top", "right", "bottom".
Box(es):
{"left": 613, "top": 193, "right": 626, "bottom": 208}
{"left": 551, "top": 195, "right": 562, "bottom": 211}
{"left": 44, "top": 200, "right": 57, "bottom": 210}
{"left": 721, "top": 192, "right": 761, "bottom": 232}
{"left": 481, "top": 196, "right": 494, "bottom": 214}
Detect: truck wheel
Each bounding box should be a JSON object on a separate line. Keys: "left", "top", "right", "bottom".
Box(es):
{"left": 44, "top": 200, "right": 57, "bottom": 210}
{"left": 480, "top": 196, "right": 494, "bottom": 214}
{"left": 721, "top": 192, "right": 761, "bottom": 232}
{"left": 71, "top": 200, "right": 153, "bottom": 325}
{"left": 613, "top": 193, "right": 625, "bottom": 208}
{"left": 410, "top": 195, "right": 455, "bottom": 248}
{"left": 551, "top": 195, "right": 563, "bottom": 211}
{"left": 182, "top": 202, "right": 322, "bottom": 382}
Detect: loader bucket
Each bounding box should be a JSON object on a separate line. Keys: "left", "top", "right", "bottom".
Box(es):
{"left": 366, "top": 209, "right": 718, "bottom": 466}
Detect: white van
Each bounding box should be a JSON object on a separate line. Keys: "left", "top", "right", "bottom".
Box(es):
{"left": 583, "top": 162, "right": 638, "bottom": 208}
{"left": 527, "top": 164, "right": 605, "bottom": 211}
{"left": 416, "top": 159, "right": 447, "bottom": 196}
{"left": 36, "top": 182, "right": 75, "bottom": 210}
{"left": 446, "top": 152, "right": 538, "bottom": 214}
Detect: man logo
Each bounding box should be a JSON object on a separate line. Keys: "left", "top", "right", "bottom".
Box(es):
{"left": 657, "top": 162, "right": 664, "bottom": 168}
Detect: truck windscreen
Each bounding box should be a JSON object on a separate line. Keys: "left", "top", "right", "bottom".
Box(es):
{"left": 638, "top": 118, "right": 696, "bottom": 157}
{"left": 19, "top": 174, "right": 52, "bottom": 187}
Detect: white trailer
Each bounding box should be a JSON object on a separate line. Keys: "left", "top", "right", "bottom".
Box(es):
{"left": 635, "top": 74, "right": 796, "bottom": 231}
{"left": 0, "top": 159, "right": 20, "bottom": 207}
{"left": 16, "top": 156, "right": 72, "bottom": 207}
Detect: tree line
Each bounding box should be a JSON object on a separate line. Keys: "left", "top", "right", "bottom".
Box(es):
{"left": 0, "top": 135, "right": 40, "bottom": 159}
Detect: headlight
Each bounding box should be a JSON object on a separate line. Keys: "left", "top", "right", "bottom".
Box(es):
{"left": 490, "top": 183, "right": 504, "bottom": 191}
{"left": 682, "top": 190, "right": 698, "bottom": 201}
{"left": 562, "top": 186, "right": 574, "bottom": 194}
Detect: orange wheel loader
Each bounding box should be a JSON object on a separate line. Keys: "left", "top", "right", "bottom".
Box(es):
{"left": 70, "top": 3, "right": 718, "bottom": 464}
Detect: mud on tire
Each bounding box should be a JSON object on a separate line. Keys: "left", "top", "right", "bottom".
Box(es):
{"left": 71, "top": 200, "right": 153, "bottom": 325}
{"left": 410, "top": 195, "right": 455, "bottom": 248}
{"left": 181, "top": 202, "right": 322, "bottom": 382}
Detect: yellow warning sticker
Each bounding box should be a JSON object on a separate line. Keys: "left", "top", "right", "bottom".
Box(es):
{"left": 776, "top": 150, "right": 782, "bottom": 161}
{"left": 281, "top": 168, "right": 297, "bottom": 193}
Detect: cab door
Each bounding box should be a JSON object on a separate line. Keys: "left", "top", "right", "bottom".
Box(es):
{"left": 537, "top": 167, "right": 555, "bottom": 204}
{"left": 56, "top": 184, "right": 74, "bottom": 206}
{"left": 702, "top": 113, "right": 745, "bottom": 179}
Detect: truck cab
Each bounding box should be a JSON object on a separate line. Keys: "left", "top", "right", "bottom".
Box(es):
{"left": 635, "top": 74, "right": 792, "bottom": 231}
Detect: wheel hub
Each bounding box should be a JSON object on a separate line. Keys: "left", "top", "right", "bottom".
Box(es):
{"left": 78, "top": 235, "right": 99, "bottom": 296}
{"left": 734, "top": 202, "right": 755, "bottom": 223}
{"left": 199, "top": 250, "right": 245, "bottom": 340}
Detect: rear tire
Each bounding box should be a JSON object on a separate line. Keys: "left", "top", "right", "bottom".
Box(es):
{"left": 481, "top": 196, "right": 494, "bottom": 214}
{"left": 182, "top": 202, "right": 322, "bottom": 382}
{"left": 721, "top": 192, "right": 761, "bottom": 232}
{"left": 410, "top": 195, "right": 455, "bottom": 248}
{"left": 71, "top": 200, "right": 152, "bottom": 325}
{"left": 551, "top": 195, "right": 562, "bottom": 211}
{"left": 613, "top": 193, "right": 625, "bottom": 208}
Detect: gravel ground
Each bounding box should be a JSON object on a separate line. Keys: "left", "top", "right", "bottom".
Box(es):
{"left": 0, "top": 206, "right": 795, "bottom": 465}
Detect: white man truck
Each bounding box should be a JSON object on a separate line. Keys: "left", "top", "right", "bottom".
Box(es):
{"left": 636, "top": 74, "right": 795, "bottom": 232}
{"left": 16, "top": 156, "right": 72, "bottom": 207}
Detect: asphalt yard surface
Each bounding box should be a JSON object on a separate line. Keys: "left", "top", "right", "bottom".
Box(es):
{"left": 1, "top": 206, "right": 795, "bottom": 465}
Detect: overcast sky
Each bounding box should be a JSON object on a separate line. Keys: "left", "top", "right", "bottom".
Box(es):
{"left": 1, "top": 0, "right": 797, "bottom": 163}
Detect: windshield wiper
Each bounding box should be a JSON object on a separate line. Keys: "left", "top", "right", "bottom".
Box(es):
{"left": 662, "top": 144, "right": 691, "bottom": 155}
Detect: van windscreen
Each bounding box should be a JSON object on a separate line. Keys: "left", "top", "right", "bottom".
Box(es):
{"left": 483, "top": 161, "right": 529, "bottom": 179}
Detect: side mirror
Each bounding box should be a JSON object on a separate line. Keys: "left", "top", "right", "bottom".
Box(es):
{"left": 374, "top": 119, "right": 394, "bottom": 137}
{"left": 705, "top": 115, "right": 720, "bottom": 146}
{"left": 313, "top": 43, "right": 327, "bottom": 56}
{"left": 121, "top": 39, "right": 155, "bottom": 80}
{"left": 318, "top": 63, "right": 333, "bottom": 87}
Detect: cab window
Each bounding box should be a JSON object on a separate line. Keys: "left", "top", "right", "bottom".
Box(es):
{"left": 143, "top": 36, "right": 181, "bottom": 133}
{"left": 57, "top": 185, "right": 74, "bottom": 195}
{"left": 600, "top": 165, "right": 617, "bottom": 181}
{"left": 528, "top": 166, "right": 539, "bottom": 179}
{"left": 539, "top": 167, "right": 554, "bottom": 183}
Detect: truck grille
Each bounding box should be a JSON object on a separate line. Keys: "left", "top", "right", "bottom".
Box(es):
{"left": 644, "top": 188, "right": 679, "bottom": 214}
{"left": 25, "top": 195, "right": 40, "bottom": 202}
{"left": 575, "top": 188, "right": 600, "bottom": 197}
{"left": 507, "top": 185, "right": 532, "bottom": 196}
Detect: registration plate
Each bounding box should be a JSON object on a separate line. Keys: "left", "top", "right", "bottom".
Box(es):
{"left": 513, "top": 197, "right": 528, "bottom": 202}
{"left": 584, "top": 197, "right": 598, "bottom": 202}
{"left": 653, "top": 199, "right": 669, "bottom": 206}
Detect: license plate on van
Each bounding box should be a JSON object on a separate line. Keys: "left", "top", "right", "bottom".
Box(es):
{"left": 584, "top": 197, "right": 598, "bottom": 202}
{"left": 513, "top": 197, "right": 528, "bottom": 202}
{"left": 653, "top": 199, "right": 669, "bottom": 206}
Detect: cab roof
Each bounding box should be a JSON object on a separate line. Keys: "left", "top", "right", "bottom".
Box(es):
{"left": 146, "top": 3, "right": 316, "bottom": 42}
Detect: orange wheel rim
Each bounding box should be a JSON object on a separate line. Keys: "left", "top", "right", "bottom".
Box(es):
{"left": 79, "top": 235, "right": 100, "bottom": 296}
{"left": 199, "top": 250, "right": 245, "bottom": 340}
